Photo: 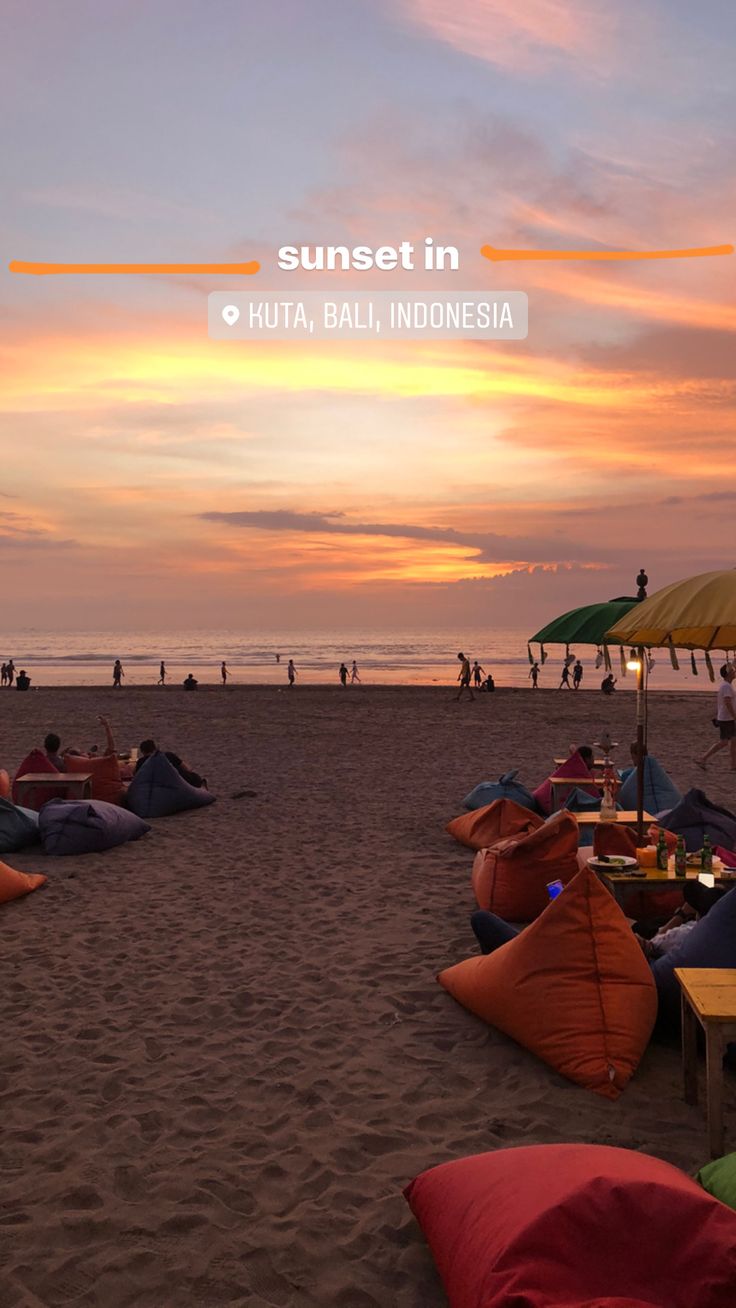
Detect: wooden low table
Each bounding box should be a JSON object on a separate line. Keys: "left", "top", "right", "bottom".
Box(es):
{"left": 14, "top": 772, "right": 93, "bottom": 811}
{"left": 676, "top": 968, "right": 736, "bottom": 1158}
{"left": 576, "top": 809, "right": 654, "bottom": 829}
{"left": 594, "top": 864, "right": 733, "bottom": 910}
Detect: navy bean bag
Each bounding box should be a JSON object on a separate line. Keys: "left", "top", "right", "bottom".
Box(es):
{"left": 125, "top": 751, "right": 215, "bottom": 819}
{"left": 0, "top": 796, "right": 40, "bottom": 853}
{"left": 618, "top": 755, "right": 681, "bottom": 815}
{"left": 652, "top": 886, "right": 736, "bottom": 1028}
{"left": 657, "top": 788, "right": 736, "bottom": 853}
{"left": 462, "top": 770, "right": 538, "bottom": 814}
{"left": 39, "top": 799, "right": 151, "bottom": 856}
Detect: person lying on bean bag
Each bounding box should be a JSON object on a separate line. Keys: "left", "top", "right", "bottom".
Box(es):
{"left": 135, "top": 739, "right": 207, "bottom": 790}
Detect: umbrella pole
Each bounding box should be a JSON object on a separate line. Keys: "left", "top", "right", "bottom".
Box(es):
{"left": 636, "top": 646, "right": 646, "bottom": 841}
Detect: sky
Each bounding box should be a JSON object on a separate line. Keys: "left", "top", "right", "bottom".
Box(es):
{"left": 1, "top": 0, "right": 735, "bottom": 631}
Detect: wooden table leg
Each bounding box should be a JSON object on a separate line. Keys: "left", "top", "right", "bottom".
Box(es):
{"left": 705, "top": 1024, "right": 725, "bottom": 1159}
{"left": 682, "top": 993, "right": 698, "bottom": 1106}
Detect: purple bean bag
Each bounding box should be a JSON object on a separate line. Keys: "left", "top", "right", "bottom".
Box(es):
{"left": 125, "top": 751, "right": 215, "bottom": 819}
{"left": 657, "top": 788, "right": 736, "bottom": 853}
{"left": 39, "top": 798, "right": 151, "bottom": 856}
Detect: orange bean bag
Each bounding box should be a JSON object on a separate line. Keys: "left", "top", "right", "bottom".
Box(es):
{"left": 0, "top": 769, "right": 10, "bottom": 800}
{"left": 439, "top": 865, "right": 657, "bottom": 1098}
{"left": 593, "top": 822, "right": 639, "bottom": 859}
{"left": 0, "top": 860, "right": 47, "bottom": 906}
{"left": 471, "top": 810, "right": 580, "bottom": 919}
{"left": 446, "top": 797, "right": 542, "bottom": 851}
{"left": 63, "top": 752, "right": 124, "bottom": 805}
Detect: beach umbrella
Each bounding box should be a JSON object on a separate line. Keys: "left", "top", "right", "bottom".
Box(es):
{"left": 529, "top": 596, "right": 642, "bottom": 679}
{"left": 605, "top": 568, "right": 736, "bottom": 657}
{"left": 607, "top": 568, "right": 736, "bottom": 839}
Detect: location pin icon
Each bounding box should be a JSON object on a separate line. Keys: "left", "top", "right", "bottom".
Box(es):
{"left": 222, "top": 304, "right": 240, "bottom": 326}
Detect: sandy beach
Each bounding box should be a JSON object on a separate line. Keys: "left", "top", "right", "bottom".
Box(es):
{"left": 1, "top": 684, "right": 735, "bottom": 1308}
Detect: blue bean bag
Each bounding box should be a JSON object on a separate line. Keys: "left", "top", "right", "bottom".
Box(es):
{"left": 0, "top": 797, "right": 40, "bottom": 853}
{"left": 462, "top": 770, "right": 538, "bottom": 814}
{"left": 39, "top": 799, "right": 151, "bottom": 856}
{"left": 651, "top": 887, "right": 736, "bottom": 1028}
{"left": 656, "top": 788, "right": 736, "bottom": 854}
{"left": 618, "top": 756, "right": 681, "bottom": 815}
{"left": 125, "top": 751, "right": 215, "bottom": 819}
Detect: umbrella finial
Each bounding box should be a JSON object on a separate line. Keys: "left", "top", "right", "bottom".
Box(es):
{"left": 636, "top": 567, "right": 648, "bottom": 600}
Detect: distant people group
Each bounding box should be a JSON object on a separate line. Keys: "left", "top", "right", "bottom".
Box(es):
{"left": 1, "top": 659, "right": 16, "bottom": 686}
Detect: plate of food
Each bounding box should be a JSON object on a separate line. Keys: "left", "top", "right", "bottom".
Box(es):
{"left": 588, "top": 855, "right": 639, "bottom": 874}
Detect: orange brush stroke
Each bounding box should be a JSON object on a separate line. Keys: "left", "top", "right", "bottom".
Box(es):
{"left": 482, "top": 243, "right": 733, "bottom": 262}
{"left": 9, "top": 260, "right": 260, "bottom": 275}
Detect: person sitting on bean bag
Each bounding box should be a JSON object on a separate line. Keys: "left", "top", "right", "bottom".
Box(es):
{"left": 135, "top": 739, "right": 207, "bottom": 790}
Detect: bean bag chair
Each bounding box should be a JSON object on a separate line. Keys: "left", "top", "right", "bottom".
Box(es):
{"left": 0, "top": 860, "right": 47, "bottom": 906}
{"left": 404, "top": 1143, "right": 736, "bottom": 1308}
{"left": 470, "top": 811, "right": 580, "bottom": 920}
{"left": 446, "top": 797, "right": 542, "bottom": 851}
{"left": 38, "top": 799, "right": 150, "bottom": 856}
{"left": 125, "top": 751, "right": 215, "bottom": 819}
{"left": 462, "top": 770, "right": 538, "bottom": 814}
{"left": 0, "top": 769, "right": 10, "bottom": 799}
{"left": 618, "top": 755, "right": 681, "bottom": 814}
{"left": 0, "top": 797, "right": 41, "bottom": 853}
{"left": 11, "top": 749, "right": 60, "bottom": 808}
{"left": 532, "top": 749, "right": 599, "bottom": 817}
{"left": 697, "top": 1152, "right": 736, "bottom": 1211}
{"left": 651, "top": 886, "right": 736, "bottom": 1028}
{"left": 63, "top": 752, "right": 124, "bottom": 805}
{"left": 657, "top": 788, "right": 736, "bottom": 854}
{"left": 593, "top": 822, "right": 639, "bottom": 859}
{"left": 440, "top": 865, "right": 657, "bottom": 1098}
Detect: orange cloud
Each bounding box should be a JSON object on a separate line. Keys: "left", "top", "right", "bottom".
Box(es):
{"left": 398, "top": 0, "right": 615, "bottom": 71}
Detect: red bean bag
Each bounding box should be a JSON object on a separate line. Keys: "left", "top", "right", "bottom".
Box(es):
{"left": 470, "top": 810, "right": 579, "bottom": 919}
{"left": 439, "top": 865, "right": 657, "bottom": 1098}
{"left": 11, "top": 750, "right": 60, "bottom": 809}
{"left": 532, "top": 749, "right": 599, "bottom": 816}
{"left": 446, "top": 797, "right": 542, "bottom": 851}
{"left": 404, "top": 1143, "right": 736, "bottom": 1308}
{"left": 0, "top": 769, "right": 10, "bottom": 800}
{"left": 0, "top": 860, "right": 47, "bottom": 906}
{"left": 63, "top": 752, "right": 124, "bottom": 805}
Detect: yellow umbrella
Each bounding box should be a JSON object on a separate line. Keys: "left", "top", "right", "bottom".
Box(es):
{"left": 606, "top": 568, "right": 736, "bottom": 838}
{"left": 607, "top": 568, "right": 736, "bottom": 651}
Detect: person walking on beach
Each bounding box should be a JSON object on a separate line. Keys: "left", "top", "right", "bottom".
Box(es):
{"left": 287, "top": 659, "right": 296, "bottom": 687}
{"left": 112, "top": 659, "right": 124, "bottom": 689}
{"left": 696, "top": 664, "right": 736, "bottom": 772}
{"left": 455, "top": 652, "right": 475, "bottom": 702}
{"left": 350, "top": 660, "right": 361, "bottom": 684}
{"left": 529, "top": 661, "right": 540, "bottom": 688}
{"left": 275, "top": 653, "right": 281, "bottom": 664}
{"left": 1, "top": 663, "right": 6, "bottom": 687}
{"left": 339, "top": 662, "right": 349, "bottom": 687}
{"left": 572, "top": 659, "right": 584, "bottom": 690}
{"left": 6, "top": 659, "right": 15, "bottom": 687}
{"left": 221, "top": 661, "right": 228, "bottom": 686}
{"left": 158, "top": 660, "right": 167, "bottom": 685}
{"left": 558, "top": 661, "right": 571, "bottom": 690}
{"left": 472, "top": 660, "right": 486, "bottom": 689}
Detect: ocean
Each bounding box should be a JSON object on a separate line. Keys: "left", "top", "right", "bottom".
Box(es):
{"left": 0, "top": 628, "right": 716, "bottom": 691}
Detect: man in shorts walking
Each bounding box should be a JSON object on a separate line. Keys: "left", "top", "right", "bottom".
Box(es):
{"left": 455, "top": 652, "right": 475, "bottom": 702}
{"left": 697, "top": 664, "right": 736, "bottom": 771}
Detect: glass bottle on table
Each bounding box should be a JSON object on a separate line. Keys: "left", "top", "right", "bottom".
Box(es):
{"left": 656, "top": 829, "right": 669, "bottom": 872}
{"left": 701, "top": 835, "right": 713, "bottom": 875}
{"left": 675, "top": 835, "right": 687, "bottom": 879}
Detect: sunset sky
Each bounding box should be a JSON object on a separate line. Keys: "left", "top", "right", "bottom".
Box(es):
{"left": 2, "top": 0, "right": 735, "bottom": 631}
